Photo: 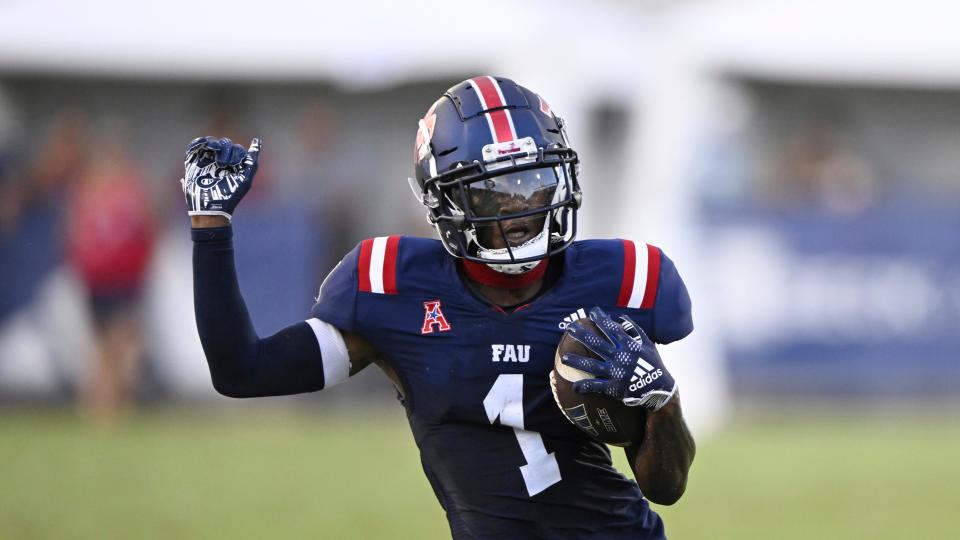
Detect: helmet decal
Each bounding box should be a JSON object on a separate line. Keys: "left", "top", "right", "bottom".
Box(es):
{"left": 415, "top": 100, "right": 439, "bottom": 161}
{"left": 538, "top": 95, "right": 553, "bottom": 117}
{"left": 469, "top": 75, "right": 519, "bottom": 143}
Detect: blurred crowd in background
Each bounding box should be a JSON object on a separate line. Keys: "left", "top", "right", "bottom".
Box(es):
{"left": 1, "top": 74, "right": 958, "bottom": 424}
{"left": 0, "top": 79, "right": 446, "bottom": 422}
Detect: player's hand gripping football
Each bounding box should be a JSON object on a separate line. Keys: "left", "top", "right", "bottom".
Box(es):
{"left": 560, "top": 307, "right": 677, "bottom": 412}
{"left": 181, "top": 136, "right": 261, "bottom": 221}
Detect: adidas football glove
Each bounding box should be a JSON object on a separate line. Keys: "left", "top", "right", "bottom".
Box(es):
{"left": 560, "top": 307, "right": 677, "bottom": 412}
{"left": 181, "top": 136, "right": 260, "bottom": 221}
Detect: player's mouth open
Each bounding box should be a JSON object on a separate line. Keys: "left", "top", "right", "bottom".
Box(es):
{"left": 504, "top": 223, "right": 532, "bottom": 245}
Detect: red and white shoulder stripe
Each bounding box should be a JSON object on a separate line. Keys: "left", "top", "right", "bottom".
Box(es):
{"left": 358, "top": 236, "right": 400, "bottom": 295}
{"left": 617, "top": 240, "right": 661, "bottom": 310}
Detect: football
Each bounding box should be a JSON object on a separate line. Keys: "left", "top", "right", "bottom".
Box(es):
{"left": 550, "top": 318, "right": 645, "bottom": 446}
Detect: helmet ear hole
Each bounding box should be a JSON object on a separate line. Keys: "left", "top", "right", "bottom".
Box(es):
{"left": 437, "top": 223, "right": 461, "bottom": 256}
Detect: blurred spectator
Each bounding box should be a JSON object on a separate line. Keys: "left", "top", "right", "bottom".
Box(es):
{"left": 280, "top": 100, "right": 357, "bottom": 276}
{"left": 0, "top": 85, "right": 22, "bottom": 237}
{"left": 64, "top": 131, "right": 155, "bottom": 422}
{"left": 33, "top": 109, "right": 89, "bottom": 199}
{"left": 1, "top": 108, "right": 88, "bottom": 321}
{"left": 0, "top": 150, "right": 19, "bottom": 237}
{"left": 774, "top": 121, "right": 878, "bottom": 214}
{"left": 0, "top": 103, "right": 87, "bottom": 231}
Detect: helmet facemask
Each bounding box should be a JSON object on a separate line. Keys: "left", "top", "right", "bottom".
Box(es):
{"left": 415, "top": 140, "right": 581, "bottom": 274}
{"left": 464, "top": 162, "right": 566, "bottom": 273}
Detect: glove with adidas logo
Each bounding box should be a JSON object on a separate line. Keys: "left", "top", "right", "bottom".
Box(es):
{"left": 560, "top": 307, "right": 677, "bottom": 412}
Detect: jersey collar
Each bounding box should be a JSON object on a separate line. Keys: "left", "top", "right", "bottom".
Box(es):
{"left": 459, "top": 259, "right": 548, "bottom": 290}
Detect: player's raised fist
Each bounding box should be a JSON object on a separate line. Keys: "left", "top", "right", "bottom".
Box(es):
{"left": 181, "top": 136, "right": 261, "bottom": 221}
{"left": 560, "top": 307, "right": 677, "bottom": 412}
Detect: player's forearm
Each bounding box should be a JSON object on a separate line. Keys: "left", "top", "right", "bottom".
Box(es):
{"left": 192, "top": 226, "right": 325, "bottom": 397}
{"left": 627, "top": 393, "right": 695, "bottom": 505}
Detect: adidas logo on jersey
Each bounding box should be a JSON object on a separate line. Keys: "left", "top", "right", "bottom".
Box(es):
{"left": 558, "top": 308, "right": 587, "bottom": 330}
{"left": 628, "top": 356, "right": 663, "bottom": 392}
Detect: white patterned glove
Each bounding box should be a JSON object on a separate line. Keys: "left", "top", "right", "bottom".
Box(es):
{"left": 181, "top": 136, "right": 260, "bottom": 221}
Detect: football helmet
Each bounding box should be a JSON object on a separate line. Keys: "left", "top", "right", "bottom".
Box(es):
{"left": 409, "top": 76, "right": 582, "bottom": 274}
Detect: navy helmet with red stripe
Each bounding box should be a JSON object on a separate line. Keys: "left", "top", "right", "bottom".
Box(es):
{"left": 409, "top": 76, "right": 581, "bottom": 274}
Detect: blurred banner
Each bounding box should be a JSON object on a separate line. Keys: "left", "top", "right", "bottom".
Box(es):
{"left": 707, "top": 205, "right": 959, "bottom": 397}
{"left": 697, "top": 80, "right": 960, "bottom": 399}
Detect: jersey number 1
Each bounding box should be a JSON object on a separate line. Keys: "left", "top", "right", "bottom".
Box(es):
{"left": 483, "top": 374, "right": 562, "bottom": 496}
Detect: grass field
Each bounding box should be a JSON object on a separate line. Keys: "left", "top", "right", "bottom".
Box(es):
{"left": 0, "top": 407, "right": 957, "bottom": 539}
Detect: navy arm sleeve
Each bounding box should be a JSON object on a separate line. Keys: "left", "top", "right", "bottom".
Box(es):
{"left": 192, "top": 226, "right": 325, "bottom": 398}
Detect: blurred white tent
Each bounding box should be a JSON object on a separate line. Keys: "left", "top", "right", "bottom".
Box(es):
{"left": 0, "top": 0, "right": 650, "bottom": 88}
{"left": 679, "top": 0, "right": 960, "bottom": 87}
{"left": 2, "top": 0, "right": 958, "bottom": 86}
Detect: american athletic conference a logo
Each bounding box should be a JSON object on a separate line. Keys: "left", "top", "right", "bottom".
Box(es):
{"left": 421, "top": 300, "right": 451, "bottom": 334}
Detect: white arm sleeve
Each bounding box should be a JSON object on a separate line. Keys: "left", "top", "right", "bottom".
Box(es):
{"left": 306, "top": 317, "right": 351, "bottom": 388}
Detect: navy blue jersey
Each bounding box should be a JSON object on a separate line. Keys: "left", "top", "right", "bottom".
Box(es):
{"left": 312, "top": 236, "right": 692, "bottom": 539}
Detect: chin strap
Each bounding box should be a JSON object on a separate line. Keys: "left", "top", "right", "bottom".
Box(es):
{"left": 460, "top": 259, "right": 548, "bottom": 290}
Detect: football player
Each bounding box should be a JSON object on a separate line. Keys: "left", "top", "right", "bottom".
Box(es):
{"left": 183, "top": 76, "right": 695, "bottom": 539}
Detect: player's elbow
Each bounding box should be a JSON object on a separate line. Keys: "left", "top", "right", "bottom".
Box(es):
{"left": 208, "top": 367, "right": 259, "bottom": 399}
{"left": 639, "top": 449, "right": 694, "bottom": 506}
{"left": 644, "top": 476, "right": 688, "bottom": 506}
{"left": 201, "top": 346, "right": 262, "bottom": 398}
{"left": 211, "top": 377, "right": 253, "bottom": 398}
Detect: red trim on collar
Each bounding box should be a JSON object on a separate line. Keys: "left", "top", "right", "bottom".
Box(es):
{"left": 460, "top": 259, "right": 548, "bottom": 290}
